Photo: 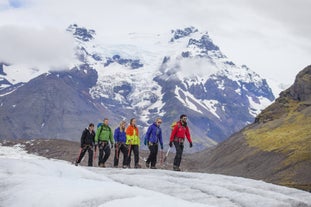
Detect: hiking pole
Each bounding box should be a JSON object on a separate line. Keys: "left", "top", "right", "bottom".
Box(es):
{"left": 160, "top": 150, "right": 164, "bottom": 165}
{"left": 74, "top": 147, "right": 83, "bottom": 164}
{"left": 93, "top": 145, "right": 97, "bottom": 161}
{"left": 163, "top": 147, "right": 171, "bottom": 163}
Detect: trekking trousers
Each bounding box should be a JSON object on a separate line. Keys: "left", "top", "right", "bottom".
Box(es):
{"left": 98, "top": 142, "right": 111, "bottom": 166}
{"left": 146, "top": 143, "right": 158, "bottom": 167}
{"left": 173, "top": 141, "right": 184, "bottom": 167}
{"left": 76, "top": 146, "right": 93, "bottom": 166}
{"left": 114, "top": 144, "right": 129, "bottom": 167}
{"left": 128, "top": 145, "right": 139, "bottom": 167}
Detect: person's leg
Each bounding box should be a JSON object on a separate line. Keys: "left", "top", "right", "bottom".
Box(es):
{"left": 150, "top": 144, "right": 158, "bottom": 167}
{"left": 87, "top": 147, "right": 94, "bottom": 166}
{"left": 173, "top": 142, "right": 184, "bottom": 170}
{"left": 120, "top": 144, "right": 129, "bottom": 167}
{"left": 102, "top": 144, "right": 111, "bottom": 164}
{"left": 76, "top": 147, "right": 87, "bottom": 164}
{"left": 114, "top": 144, "right": 120, "bottom": 167}
{"left": 133, "top": 145, "right": 141, "bottom": 168}
{"left": 98, "top": 144, "right": 104, "bottom": 166}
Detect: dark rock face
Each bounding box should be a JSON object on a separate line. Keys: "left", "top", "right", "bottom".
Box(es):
{"left": 67, "top": 24, "right": 95, "bottom": 42}
{"left": 170, "top": 27, "right": 198, "bottom": 42}
{"left": 104, "top": 55, "right": 144, "bottom": 69}
{"left": 188, "top": 35, "right": 219, "bottom": 52}
{"left": 0, "top": 63, "right": 7, "bottom": 75}
{"left": 288, "top": 65, "right": 311, "bottom": 101}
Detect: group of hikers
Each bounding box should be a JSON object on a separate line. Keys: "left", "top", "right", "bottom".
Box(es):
{"left": 75, "top": 114, "right": 193, "bottom": 171}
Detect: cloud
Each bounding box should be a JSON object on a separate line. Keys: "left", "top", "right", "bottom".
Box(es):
{"left": 0, "top": 25, "right": 76, "bottom": 70}
{"left": 0, "top": 0, "right": 309, "bottom": 84}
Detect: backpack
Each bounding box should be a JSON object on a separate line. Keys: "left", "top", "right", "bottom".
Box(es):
{"left": 171, "top": 121, "right": 181, "bottom": 130}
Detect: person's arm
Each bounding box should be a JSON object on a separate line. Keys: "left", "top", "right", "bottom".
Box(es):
{"left": 80, "top": 129, "right": 87, "bottom": 148}
{"left": 109, "top": 127, "right": 114, "bottom": 145}
{"left": 94, "top": 128, "right": 100, "bottom": 144}
{"left": 185, "top": 126, "right": 193, "bottom": 148}
{"left": 169, "top": 124, "right": 178, "bottom": 142}
{"left": 114, "top": 128, "right": 119, "bottom": 143}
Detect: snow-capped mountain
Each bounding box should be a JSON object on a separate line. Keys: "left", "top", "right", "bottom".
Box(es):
{"left": 1, "top": 145, "right": 310, "bottom": 207}
{"left": 0, "top": 25, "right": 276, "bottom": 150}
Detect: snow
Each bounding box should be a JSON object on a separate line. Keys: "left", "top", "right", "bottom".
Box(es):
{"left": 1, "top": 145, "right": 310, "bottom": 207}
{"left": 247, "top": 95, "right": 272, "bottom": 116}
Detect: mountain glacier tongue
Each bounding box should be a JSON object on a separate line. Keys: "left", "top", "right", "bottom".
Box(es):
{"left": 0, "top": 25, "right": 275, "bottom": 149}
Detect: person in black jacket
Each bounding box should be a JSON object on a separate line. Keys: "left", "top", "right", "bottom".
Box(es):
{"left": 75, "top": 123, "right": 95, "bottom": 166}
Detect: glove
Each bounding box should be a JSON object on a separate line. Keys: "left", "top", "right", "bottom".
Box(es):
{"left": 169, "top": 142, "right": 173, "bottom": 148}
{"left": 144, "top": 138, "right": 147, "bottom": 146}
{"left": 160, "top": 144, "right": 163, "bottom": 150}
{"left": 111, "top": 143, "right": 114, "bottom": 149}
{"left": 189, "top": 142, "right": 193, "bottom": 148}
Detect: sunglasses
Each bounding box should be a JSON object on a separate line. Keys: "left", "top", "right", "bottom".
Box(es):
{"left": 157, "top": 121, "right": 162, "bottom": 124}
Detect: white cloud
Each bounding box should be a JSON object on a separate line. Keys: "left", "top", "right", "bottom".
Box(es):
{"left": 0, "top": 25, "right": 76, "bottom": 70}
{"left": 0, "top": 0, "right": 310, "bottom": 83}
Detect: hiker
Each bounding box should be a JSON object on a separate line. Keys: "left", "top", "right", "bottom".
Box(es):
{"left": 126, "top": 118, "right": 141, "bottom": 168}
{"left": 75, "top": 123, "right": 95, "bottom": 166}
{"left": 145, "top": 118, "right": 163, "bottom": 169}
{"left": 113, "top": 120, "right": 129, "bottom": 168}
{"left": 169, "top": 114, "right": 193, "bottom": 171}
{"left": 95, "top": 118, "right": 114, "bottom": 167}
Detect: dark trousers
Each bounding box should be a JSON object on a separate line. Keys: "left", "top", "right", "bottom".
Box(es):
{"left": 173, "top": 141, "right": 184, "bottom": 167}
{"left": 128, "top": 145, "right": 139, "bottom": 167}
{"left": 114, "top": 144, "right": 129, "bottom": 167}
{"left": 76, "top": 146, "right": 93, "bottom": 166}
{"left": 98, "top": 142, "right": 111, "bottom": 165}
{"left": 147, "top": 143, "right": 158, "bottom": 167}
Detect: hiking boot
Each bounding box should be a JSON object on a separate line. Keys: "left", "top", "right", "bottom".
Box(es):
{"left": 173, "top": 165, "right": 181, "bottom": 171}
{"left": 145, "top": 161, "right": 150, "bottom": 168}
{"left": 75, "top": 162, "right": 79, "bottom": 166}
{"left": 150, "top": 166, "right": 157, "bottom": 169}
{"left": 134, "top": 164, "right": 141, "bottom": 169}
{"left": 122, "top": 165, "right": 128, "bottom": 169}
{"left": 99, "top": 163, "right": 106, "bottom": 168}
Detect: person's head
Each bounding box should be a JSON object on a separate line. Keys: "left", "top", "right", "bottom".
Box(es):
{"left": 120, "top": 120, "right": 126, "bottom": 129}
{"left": 89, "top": 123, "right": 94, "bottom": 130}
{"left": 103, "top": 118, "right": 109, "bottom": 125}
{"left": 130, "top": 118, "right": 136, "bottom": 126}
{"left": 180, "top": 114, "right": 187, "bottom": 123}
{"left": 155, "top": 118, "right": 162, "bottom": 126}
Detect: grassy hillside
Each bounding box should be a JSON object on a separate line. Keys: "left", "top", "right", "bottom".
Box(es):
{"left": 243, "top": 98, "right": 311, "bottom": 190}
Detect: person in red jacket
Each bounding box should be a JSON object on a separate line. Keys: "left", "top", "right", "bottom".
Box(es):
{"left": 169, "top": 114, "right": 193, "bottom": 171}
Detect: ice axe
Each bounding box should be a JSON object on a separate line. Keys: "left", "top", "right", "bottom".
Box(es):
{"left": 163, "top": 147, "right": 171, "bottom": 162}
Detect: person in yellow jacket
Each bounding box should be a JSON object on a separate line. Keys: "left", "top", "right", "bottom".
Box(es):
{"left": 126, "top": 118, "right": 141, "bottom": 168}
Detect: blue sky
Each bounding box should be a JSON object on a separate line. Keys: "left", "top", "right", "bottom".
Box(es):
{"left": 0, "top": 0, "right": 310, "bottom": 84}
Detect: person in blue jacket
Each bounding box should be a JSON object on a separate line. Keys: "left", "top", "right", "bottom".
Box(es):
{"left": 113, "top": 120, "right": 129, "bottom": 168}
{"left": 144, "top": 118, "right": 163, "bottom": 169}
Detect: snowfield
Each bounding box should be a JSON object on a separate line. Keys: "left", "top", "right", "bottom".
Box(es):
{"left": 0, "top": 145, "right": 310, "bottom": 207}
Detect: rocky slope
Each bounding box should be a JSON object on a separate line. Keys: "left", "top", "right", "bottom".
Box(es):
{"left": 187, "top": 65, "right": 311, "bottom": 191}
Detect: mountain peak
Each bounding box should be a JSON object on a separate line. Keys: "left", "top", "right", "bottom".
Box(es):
{"left": 67, "top": 24, "right": 95, "bottom": 42}
{"left": 170, "top": 26, "right": 198, "bottom": 42}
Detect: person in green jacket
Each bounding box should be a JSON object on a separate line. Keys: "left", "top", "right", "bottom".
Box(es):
{"left": 95, "top": 118, "right": 114, "bottom": 167}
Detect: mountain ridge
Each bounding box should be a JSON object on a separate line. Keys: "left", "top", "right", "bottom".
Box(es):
{"left": 0, "top": 25, "right": 276, "bottom": 150}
